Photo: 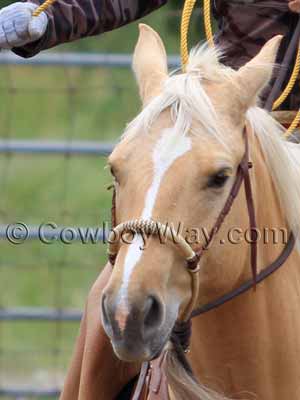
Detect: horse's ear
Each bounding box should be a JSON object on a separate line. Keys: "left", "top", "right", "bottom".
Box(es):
{"left": 133, "top": 24, "right": 168, "bottom": 105}
{"left": 234, "top": 35, "right": 282, "bottom": 108}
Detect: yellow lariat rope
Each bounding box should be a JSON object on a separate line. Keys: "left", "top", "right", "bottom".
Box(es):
{"left": 181, "top": 0, "right": 213, "bottom": 70}
{"left": 284, "top": 107, "right": 300, "bottom": 137}
{"left": 272, "top": 45, "right": 300, "bottom": 110}
{"left": 32, "top": 0, "right": 57, "bottom": 17}
{"left": 181, "top": 0, "right": 300, "bottom": 137}
{"left": 273, "top": 44, "right": 300, "bottom": 138}
{"left": 181, "top": 0, "right": 197, "bottom": 69}
{"left": 203, "top": 0, "right": 213, "bottom": 46}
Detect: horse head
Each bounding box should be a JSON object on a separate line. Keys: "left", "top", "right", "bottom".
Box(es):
{"left": 100, "top": 24, "right": 282, "bottom": 363}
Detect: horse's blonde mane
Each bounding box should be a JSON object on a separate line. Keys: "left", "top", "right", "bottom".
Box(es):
{"left": 165, "top": 350, "right": 233, "bottom": 400}
{"left": 247, "top": 107, "right": 300, "bottom": 248}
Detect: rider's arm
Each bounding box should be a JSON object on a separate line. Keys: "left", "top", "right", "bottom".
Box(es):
{"left": 12, "top": 0, "right": 167, "bottom": 58}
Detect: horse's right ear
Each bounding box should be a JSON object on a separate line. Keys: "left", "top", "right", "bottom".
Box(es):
{"left": 234, "top": 35, "right": 282, "bottom": 109}
{"left": 133, "top": 24, "right": 168, "bottom": 106}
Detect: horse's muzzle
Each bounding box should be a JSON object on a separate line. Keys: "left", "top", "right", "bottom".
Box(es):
{"left": 101, "top": 292, "right": 167, "bottom": 361}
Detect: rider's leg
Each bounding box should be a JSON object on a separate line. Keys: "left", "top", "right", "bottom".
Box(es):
{"left": 60, "top": 263, "right": 140, "bottom": 400}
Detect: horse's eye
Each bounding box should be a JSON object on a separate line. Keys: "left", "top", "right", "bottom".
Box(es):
{"left": 207, "top": 170, "right": 230, "bottom": 189}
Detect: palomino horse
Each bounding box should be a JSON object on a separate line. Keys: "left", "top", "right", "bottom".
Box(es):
{"left": 101, "top": 24, "right": 300, "bottom": 399}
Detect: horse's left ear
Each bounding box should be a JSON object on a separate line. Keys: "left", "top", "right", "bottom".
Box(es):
{"left": 234, "top": 35, "right": 282, "bottom": 108}
{"left": 133, "top": 24, "right": 168, "bottom": 106}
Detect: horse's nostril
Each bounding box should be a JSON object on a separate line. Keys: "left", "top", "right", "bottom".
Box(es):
{"left": 143, "top": 295, "right": 163, "bottom": 336}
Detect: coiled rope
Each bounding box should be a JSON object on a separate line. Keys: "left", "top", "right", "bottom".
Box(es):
{"left": 181, "top": 0, "right": 300, "bottom": 137}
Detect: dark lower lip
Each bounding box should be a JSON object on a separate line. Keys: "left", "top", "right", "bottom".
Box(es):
{"left": 149, "top": 340, "right": 167, "bottom": 360}
{"left": 112, "top": 343, "right": 151, "bottom": 362}
{"left": 111, "top": 333, "right": 169, "bottom": 362}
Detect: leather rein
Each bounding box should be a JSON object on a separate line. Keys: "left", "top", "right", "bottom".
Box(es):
{"left": 107, "top": 125, "right": 295, "bottom": 398}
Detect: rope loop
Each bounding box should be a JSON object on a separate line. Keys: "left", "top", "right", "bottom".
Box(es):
{"left": 181, "top": 0, "right": 213, "bottom": 70}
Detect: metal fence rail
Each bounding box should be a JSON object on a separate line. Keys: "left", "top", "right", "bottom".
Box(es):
{"left": 0, "top": 51, "right": 180, "bottom": 69}
{"left": 0, "top": 388, "right": 61, "bottom": 398}
{"left": 0, "top": 307, "right": 82, "bottom": 322}
{"left": 0, "top": 140, "right": 114, "bottom": 155}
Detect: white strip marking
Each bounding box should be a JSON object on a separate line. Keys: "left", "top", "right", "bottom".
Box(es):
{"left": 118, "top": 129, "right": 192, "bottom": 306}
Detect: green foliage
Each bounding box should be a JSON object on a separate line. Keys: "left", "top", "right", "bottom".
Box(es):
{"left": 0, "top": 0, "right": 13, "bottom": 7}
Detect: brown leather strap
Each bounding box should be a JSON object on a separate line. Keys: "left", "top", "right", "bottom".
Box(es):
{"left": 243, "top": 163, "right": 258, "bottom": 288}
{"left": 149, "top": 353, "right": 167, "bottom": 394}
{"left": 194, "top": 155, "right": 246, "bottom": 255}
{"left": 241, "top": 129, "right": 258, "bottom": 288}
{"left": 171, "top": 320, "right": 192, "bottom": 353}
{"left": 192, "top": 128, "right": 258, "bottom": 285}
{"left": 191, "top": 232, "right": 295, "bottom": 317}
{"left": 132, "top": 361, "right": 150, "bottom": 400}
{"left": 132, "top": 353, "right": 170, "bottom": 400}
{"left": 147, "top": 359, "right": 170, "bottom": 400}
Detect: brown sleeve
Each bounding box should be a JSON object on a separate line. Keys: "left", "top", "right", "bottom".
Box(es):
{"left": 13, "top": 0, "right": 167, "bottom": 58}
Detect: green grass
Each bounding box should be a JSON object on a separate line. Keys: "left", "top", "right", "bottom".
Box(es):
{"left": 0, "top": 2, "right": 206, "bottom": 398}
